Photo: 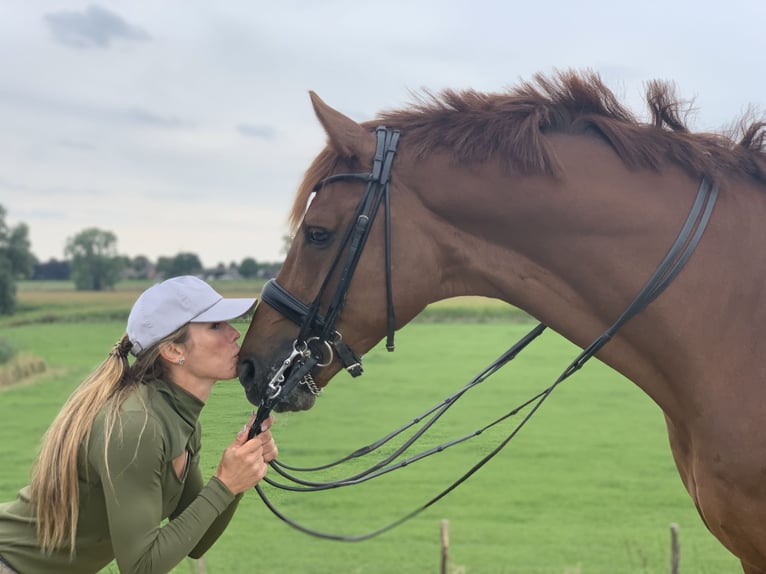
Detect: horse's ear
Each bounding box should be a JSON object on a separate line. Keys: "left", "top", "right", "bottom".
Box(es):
{"left": 309, "top": 91, "right": 374, "bottom": 160}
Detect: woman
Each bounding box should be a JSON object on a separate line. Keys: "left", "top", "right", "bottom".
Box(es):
{"left": 0, "top": 276, "right": 276, "bottom": 573}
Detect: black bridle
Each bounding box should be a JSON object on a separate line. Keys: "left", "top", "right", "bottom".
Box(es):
{"left": 248, "top": 125, "right": 719, "bottom": 540}
{"left": 248, "top": 127, "right": 400, "bottom": 437}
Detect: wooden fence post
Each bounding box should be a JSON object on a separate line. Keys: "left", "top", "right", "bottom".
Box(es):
{"left": 440, "top": 519, "right": 449, "bottom": 574}
{"left": 670, "top": 523, "right": 680, "bottom": 574}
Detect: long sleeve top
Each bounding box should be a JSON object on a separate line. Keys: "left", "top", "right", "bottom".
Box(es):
{"left": 0, "top": 378, "right": 242, "bottom": 573}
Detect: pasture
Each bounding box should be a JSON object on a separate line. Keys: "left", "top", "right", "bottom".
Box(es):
{"left": 0, "top": 281, "right": 739, "bottom": 573}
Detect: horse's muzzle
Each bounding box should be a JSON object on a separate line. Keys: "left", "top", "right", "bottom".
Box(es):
{"left": 238, "top": 355, "right": 318, "bottom": 412}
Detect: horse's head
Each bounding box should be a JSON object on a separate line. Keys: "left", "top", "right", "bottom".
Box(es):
{"left": 238, "top": 93, "right": 436, "bottom": 412}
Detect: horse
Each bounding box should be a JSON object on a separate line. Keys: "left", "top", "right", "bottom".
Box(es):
{"left": 237, "top": 70, "right": 766, "bottom": 573}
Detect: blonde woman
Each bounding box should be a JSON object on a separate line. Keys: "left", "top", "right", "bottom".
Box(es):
{"left": 0, "top": 276, "right": 277, "bottom": 573}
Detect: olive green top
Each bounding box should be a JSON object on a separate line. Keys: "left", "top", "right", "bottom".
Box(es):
{"left": 0, "top": 378, "right": 243, "bottom": 574}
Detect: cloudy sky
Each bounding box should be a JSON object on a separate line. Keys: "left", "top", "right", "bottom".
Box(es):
{"left": 1, "top": 1, "right": 764, "bottom": 267}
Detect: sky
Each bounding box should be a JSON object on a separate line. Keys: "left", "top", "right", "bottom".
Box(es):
{"left": 1, "top": 1, "right": 765, "bottom": 268}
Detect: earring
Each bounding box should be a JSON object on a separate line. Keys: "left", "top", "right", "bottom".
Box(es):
{"left": 178, "top": 357, "right": 185, "bottom": 366}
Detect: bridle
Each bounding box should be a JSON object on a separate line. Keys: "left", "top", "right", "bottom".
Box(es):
{"left": 247, "top": 125, "right": 719, "bottom": 540}
{"left": 248, "top": 127, "right": 400, "bottom": 436}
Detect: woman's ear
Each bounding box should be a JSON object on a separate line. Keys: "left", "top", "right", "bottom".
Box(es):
{"left": 159, "top": 342, "right": 185, "bottom": 364}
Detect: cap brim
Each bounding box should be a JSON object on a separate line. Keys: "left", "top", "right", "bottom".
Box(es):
{"left": 192, "top": 297, "right": 257, "bottom": 323}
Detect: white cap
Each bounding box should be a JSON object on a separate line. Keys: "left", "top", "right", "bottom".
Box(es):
{"left": 127, "top": 275, "right": 257, "bottom": 356}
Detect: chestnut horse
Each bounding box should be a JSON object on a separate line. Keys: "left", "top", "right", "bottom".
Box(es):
{"left": 238, "top": 71, "right": 766, "bottom": 572}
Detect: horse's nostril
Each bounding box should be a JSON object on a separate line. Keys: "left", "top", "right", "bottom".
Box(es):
{"left": 238, "top": 357, "right": 256, "bottom": 386}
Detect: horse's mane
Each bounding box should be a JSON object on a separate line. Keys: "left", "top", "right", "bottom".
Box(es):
{"left": 291, "top": 70, "right": 766, "bottom": 229}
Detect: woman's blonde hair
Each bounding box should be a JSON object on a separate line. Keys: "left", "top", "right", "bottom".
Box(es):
{"left": 29, "top": 325, "right": 189, "bottom": 554}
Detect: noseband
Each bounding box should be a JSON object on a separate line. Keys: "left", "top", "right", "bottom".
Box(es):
{"left": 249, "top": 127, "right": 400, "bottom": 435}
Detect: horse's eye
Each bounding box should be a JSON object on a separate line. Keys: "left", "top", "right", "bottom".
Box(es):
{"left": 305, "top": 226, "right": 332, "bottom": 246}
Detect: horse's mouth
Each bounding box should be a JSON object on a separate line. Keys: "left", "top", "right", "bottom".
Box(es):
{"left": 238, "top": 357, "right": 319, "bottom": 412}
{"left": 272, "top": 386, "right": 318, "bottom": 412}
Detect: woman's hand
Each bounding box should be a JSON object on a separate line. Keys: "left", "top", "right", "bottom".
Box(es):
{"left": 258, "top": 416, "right": 278, "bottom": 462}
{"left": 214, "top": 416, "right": 277, "bottom": 494}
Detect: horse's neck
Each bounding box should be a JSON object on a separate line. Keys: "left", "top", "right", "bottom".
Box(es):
{"left": 415, "top": 151, "right": 694, "bottom": 315}
{"left": 410, "top": 149, "right": 766, "bottom": 420}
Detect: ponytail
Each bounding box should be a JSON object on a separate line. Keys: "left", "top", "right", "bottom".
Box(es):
{"left": 30, "top": 325, "right": 188, "bottom": 554}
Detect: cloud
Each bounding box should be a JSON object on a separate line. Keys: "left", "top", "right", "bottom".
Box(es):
{"left": 237, "top": 123, "right": 277, "bottom": 140}
{"left": 123, "top": 107, "right": 190, "bottom": 129}
{"left": 0, "top": 86, "right": 192, "bottom": 131}
{"left": 44, "top": 4, "right": 150, "bottom": 49}
{"left": 0, "top": 176, "right": 104, "bottom": 199}
{"left": 58, "top": 139, "right": 96, "bottom": 152}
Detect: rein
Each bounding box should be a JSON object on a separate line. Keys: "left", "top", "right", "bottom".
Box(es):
{"left": 249, "top": 126, "right": 718, "bottom": 539}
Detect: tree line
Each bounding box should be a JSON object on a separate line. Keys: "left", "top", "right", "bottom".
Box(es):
{"left": 0, "top": 206, "right": 284, "bottom": 315}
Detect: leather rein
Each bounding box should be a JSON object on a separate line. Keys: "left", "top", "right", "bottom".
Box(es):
{"left": 248, "top": 126, "right": 719, "bottom": 541}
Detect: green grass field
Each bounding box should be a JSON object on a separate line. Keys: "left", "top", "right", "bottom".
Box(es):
{"left": 0, "top": 282, "right": 741, "bottom": 573}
